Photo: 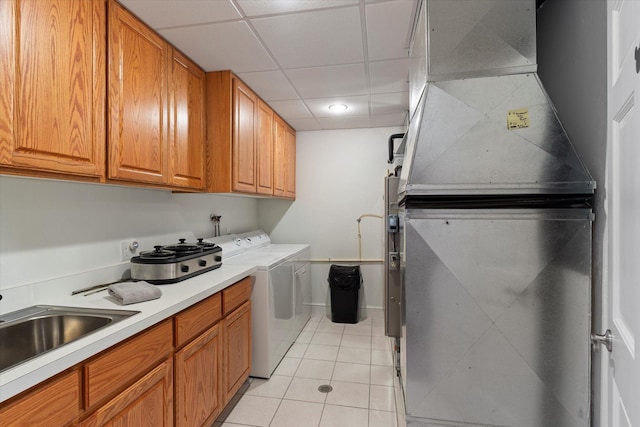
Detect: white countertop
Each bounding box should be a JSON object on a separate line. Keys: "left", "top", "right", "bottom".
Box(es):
{"left": 0, "top": 264, "right": 256, "bottom": 404}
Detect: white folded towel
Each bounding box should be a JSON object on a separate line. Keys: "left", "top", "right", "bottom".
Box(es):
{"left": 108, "top": 281, "right": 161, "bottom": 305}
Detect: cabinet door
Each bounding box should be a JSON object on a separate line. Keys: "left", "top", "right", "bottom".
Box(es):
{"left": 0, "top": 369, "right": 80, "bottom": 427}
{"left": 285, "top": 126, "right": 296, "bottom": 199}
{"left": 232, "top": 78, "right": 257, "bottom": 193}
{"left": 222, "top": 300, "right": 251, "bottom": 404}
{"left": 108, "top": 0, "right": 169, "bottom": 184}
{"left": 169, "top": 49, "right": 205, "bottom": 190}
{"left": 0, "top": 0, "right": 13, "bottom": 161}
{"left": 0, "top": 0, "right": 106, "bottom": 178}
{"left": 272, "top": 115, "right": 287, "bottom": 197}
{"left": 256, "top": 100, "right": 273, "bottom": 195}
{"left": 175, "top": 324, "right": 222, "bottom": 427}
{"left": 81, "top": 360, "right": 173, "bottom": 427}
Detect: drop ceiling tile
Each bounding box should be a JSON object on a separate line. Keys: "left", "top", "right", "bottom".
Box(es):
{"left": 305, "top": 95, "right": 370, "bottom": 118}
{"left": 369, "top": 58, "right": 410, "bottom": 94}
{"left": 286, "top": 118, "right": 323, "bottom": 131}
{"left": 268, "top": 99, "right": 313, "bottom": 120}
{"left": 371, "top": 92, "right": 409, "bottom": 114}
{"left": 237, "top": 0, "right": 358, "bottom": 17}
{"left": 285, "top": 64, "right": 368, "bottom": 99}
{"left": 369, "top": 112, "right": 408, "bottom": 128}
{"left": 236, "top": 70, "right": 299, "bottom": 101}
{"left": 119, "top": 0, "right": 241, "bottom": 28}
{"left": 114, "top": 0, "right": 414, "bottom": 132}
{"left": 159, "top": 21, "right": 276, "bottom": 72}
{"left": 366, "top": 0, "right": 416, "bottom": 60}
{"left": 317, "top": 115, "right": 372, "bottom": 130}
{"left": 251, "top": 7, "right": 364, "bottom": 68}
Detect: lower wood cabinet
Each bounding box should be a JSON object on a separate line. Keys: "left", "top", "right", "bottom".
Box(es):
{"left": 0, "top": 277, "right": 253, "bottom": 427}
{"left": 174, "top": 324, "right": 222, "bottom": 427}
{"left": 80, "top": 360, "right": 173, "bottom": 427}
{"left": 222, "top": 300, "right": 251, "bottom": 405}
{"left": 0, "top": 369, "right": 80, "bottom": 427}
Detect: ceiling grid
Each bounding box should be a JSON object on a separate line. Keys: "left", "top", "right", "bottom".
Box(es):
{"left": 120, "top": 0, "right": 417, "bottom": 131}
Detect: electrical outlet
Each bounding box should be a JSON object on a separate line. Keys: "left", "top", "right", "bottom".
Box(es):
{"left": 121, "top": 240, "right": 139, "bottom": 261}
{"left": 389, "top": 251, "right": 400, "bottom": 270}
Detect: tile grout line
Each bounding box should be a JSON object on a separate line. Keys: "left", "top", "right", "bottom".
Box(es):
{"left": 228, "top": 314, "right": 399, "bottom": 427}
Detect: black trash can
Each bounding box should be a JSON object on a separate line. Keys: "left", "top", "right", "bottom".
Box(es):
{"left": 328, "top": 265, "right": 361, "bottom": 324}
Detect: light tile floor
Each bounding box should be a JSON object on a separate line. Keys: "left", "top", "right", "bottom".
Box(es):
{"left": 214, "top": 310, "right": 406, "bottom": 427}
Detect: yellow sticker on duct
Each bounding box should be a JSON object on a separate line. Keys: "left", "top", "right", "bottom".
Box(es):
{"left": 507, "top": 108, "right": 530, "bottom": 130}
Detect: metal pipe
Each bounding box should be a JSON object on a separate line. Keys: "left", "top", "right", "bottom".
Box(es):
{"left": 357, "top": 214, "right": 383, "bottom": 260}
{"left": 388, "top": 133, "right": 405, "bottom": 164}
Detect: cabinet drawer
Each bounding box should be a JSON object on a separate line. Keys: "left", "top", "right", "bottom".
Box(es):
{"left": 0, "top": 369, "right": 80, "bottom": 427}
{"left": 84, "top": 319, "right": 173, "bottom": 409}
{"left": 174, "top": 292, "right": 222, "bottom": 348}
{"left": 222, "top": 277, "right": 252, "bottom": 316}
{"left": 81, "top": 359, "right": 173, "bottom": 427}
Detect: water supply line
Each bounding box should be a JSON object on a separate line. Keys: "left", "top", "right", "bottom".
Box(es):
{"left": 357, "top": 214, "right": 383, "bottom": 260}
{"left": 304, "top": 214, "right": 385, "bottom": 264}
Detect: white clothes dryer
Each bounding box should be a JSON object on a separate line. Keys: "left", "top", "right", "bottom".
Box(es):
{"left": 208, "top": 231, "right": 310, "bottom": 378}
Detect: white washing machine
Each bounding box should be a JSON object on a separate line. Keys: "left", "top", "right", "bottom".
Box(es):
{"left": 208, "top": 231, "right": 310, "bottom": 378}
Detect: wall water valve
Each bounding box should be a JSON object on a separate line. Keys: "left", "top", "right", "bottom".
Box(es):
{"left": 210, "top": 214, "right": 222, "bottom": 237}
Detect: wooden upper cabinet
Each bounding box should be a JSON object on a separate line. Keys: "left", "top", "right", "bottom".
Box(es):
{"left": 232, "top": 78, "right": 257, "bottom": 193}
{"left": 0, "top": 0, "right": 12, "bottom": 163}
{"left": 256, "top": 100, "right": 274, "bottom": 195}
{"left": 285, "top": 125, "right": 296, "bottom": 199}
{"left": 107, "top": 0, "right": 169, "bottom": 185}
{"left": 205, "top": 71, "right": 248, "bottom": 194}
{"left": 272, "top": 115, "right": 287, "bottom": 197}
{"left": 205, "top": 70, "right": 294, "bottom": 198}
{"left": 169, "top": 49, "right": 205, "bottom": 190}
{"left": 273, "top": 115, "right": 296, "bottom": 199}
{"left": 0, "top": 0, "right": 106, "bottom": 179}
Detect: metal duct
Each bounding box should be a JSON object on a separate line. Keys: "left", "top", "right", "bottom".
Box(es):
{"left": 400, "top": 0, "right": 595, "bottom": 199}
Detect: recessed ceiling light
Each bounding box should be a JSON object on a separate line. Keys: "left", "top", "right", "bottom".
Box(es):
{"left": 328, "top": 103, "right": 348, "bottom": 112}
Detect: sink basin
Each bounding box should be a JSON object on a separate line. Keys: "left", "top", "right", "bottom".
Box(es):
{"left": 0, "top": 305, "right": 139, "bottom": 372}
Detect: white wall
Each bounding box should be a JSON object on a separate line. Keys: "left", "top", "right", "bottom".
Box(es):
{"left": 537, "top": 1, "right": 607, "bottom": 425}
{"left": 0, "top": 175, "right": 258, "bottom": 290}
{"left": 0, "top": 126, "right": 403, "bottom": 314}
{"left": 258, "top": 126, "right": 403, "bottom": 314}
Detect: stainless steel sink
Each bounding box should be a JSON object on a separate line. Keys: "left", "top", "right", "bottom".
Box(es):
{"left": 0, "top": 305, "right": 139, "bottom": 372}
